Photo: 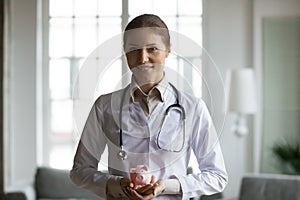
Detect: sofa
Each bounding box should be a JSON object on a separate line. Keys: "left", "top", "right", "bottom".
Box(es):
{"left": 6, "top": 167, "right": 102, "bottom": 200}
{"left": 5, "top": 167, "right": 221, "bottom": 200}
{"left": 225, "top": 173, "right": 300, "bottom": 200}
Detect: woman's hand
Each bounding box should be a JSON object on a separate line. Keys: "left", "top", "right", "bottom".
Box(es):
{"left": 123, "top": 177, "right": 166, "bottom": 200}
{"left": 152, "top": 180, "right": 166, "bottom": 196}
{"left": 120, "top": 177, "right": 134, "bottom": 195}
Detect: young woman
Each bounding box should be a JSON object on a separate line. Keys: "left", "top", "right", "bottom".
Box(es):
{"left": 70, "top": 14, "right": 228, "bottom": 200}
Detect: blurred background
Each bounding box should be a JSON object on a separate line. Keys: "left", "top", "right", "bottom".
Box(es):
{"left": 1, "top": 0, "right": 300, "bottom": 199}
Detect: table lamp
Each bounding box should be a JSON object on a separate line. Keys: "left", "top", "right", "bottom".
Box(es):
{"left": 228, "top": 68, "right": 257, "bottom": 136}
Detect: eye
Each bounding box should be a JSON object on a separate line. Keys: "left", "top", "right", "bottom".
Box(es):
{"left": 126, "top": 46, "right": 139, "bottom": 53}
{"left": 129, "top": 47, "right": 137, "bottom": 52}
{"left": 147, "top": 47, "right": 158, "bottom": 52}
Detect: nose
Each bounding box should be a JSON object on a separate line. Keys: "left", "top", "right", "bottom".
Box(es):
{"left": 138, "top": 48, "right": 149, "bottom": 64}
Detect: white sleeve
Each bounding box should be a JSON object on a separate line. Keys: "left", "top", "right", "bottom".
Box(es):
{"left": 70, "top": 98, "right": 117, "bottom": 199}
{"left": 162, "top": 179, "right": 181, "bottom": 194}
{"left": 176, "top": 100, "right": 228, "bottom": 199}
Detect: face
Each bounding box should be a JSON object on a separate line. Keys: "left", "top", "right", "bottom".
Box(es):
{"left": 124, "top": 29, "right": 170, "bottom": 86}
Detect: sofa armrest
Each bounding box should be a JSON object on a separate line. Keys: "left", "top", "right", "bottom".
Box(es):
{"left": 5, "top": 181, "right": 35, "bottom": 200}
{"left": 5, "top": 192, "right": 27, "bottom": 200}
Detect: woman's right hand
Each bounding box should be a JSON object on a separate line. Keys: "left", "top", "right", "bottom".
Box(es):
{"left": 120, "top": 177, "right": 134, "bottom": 194}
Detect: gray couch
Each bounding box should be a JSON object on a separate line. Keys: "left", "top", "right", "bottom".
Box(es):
{"left": 34, "top": 167, "right": 101, "bottom": 200}
{"left": 6, "top": 167, "right": 102, "bottom": 200}
{"left": 224, "top": 173, "right": 300, "bottom": 200}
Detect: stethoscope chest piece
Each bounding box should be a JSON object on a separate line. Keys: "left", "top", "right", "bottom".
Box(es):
{"left": 118, "top": 149, "right": 128, "bottom": 160}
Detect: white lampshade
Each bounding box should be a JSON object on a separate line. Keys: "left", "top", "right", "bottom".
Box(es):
{"left": 228, "top": 68, "right": 257, "bottom": 114}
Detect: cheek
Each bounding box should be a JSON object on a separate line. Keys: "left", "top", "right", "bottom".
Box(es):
{"left": 126, "top": 54, "right": 136, "bottom": 67}
{"left": 154, "top": 55, "right": 166, "bottom": 65}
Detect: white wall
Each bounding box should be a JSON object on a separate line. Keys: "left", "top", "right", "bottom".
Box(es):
{"left": 203, "top": 0, "right": 254, "bottom": 198}
{"left": 5, "top": 0, "right": 37, "bottom": 189}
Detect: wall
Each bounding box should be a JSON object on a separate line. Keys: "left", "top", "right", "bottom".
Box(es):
{"left": 5, "top": 0, "right": 37, "bottom": 190}
{"left": 203, "top": 0, "right": 254, "bottom": 198}
{"left": 0, "top": 0, "right": 4, "bottom": 197}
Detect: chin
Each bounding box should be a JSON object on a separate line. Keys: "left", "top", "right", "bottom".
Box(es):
{"left": 134, "top": 74, "right": 157, "bottom": 85}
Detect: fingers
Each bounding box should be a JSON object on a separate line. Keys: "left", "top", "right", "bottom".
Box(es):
{"left": 120, "top": 177, "right": 129, "bottom": 185}
{"left": 150, "top": 175, "right": 155, "bottom": 184}
{"left": 120, "top": 178, "right": 130, "bottom": 188}
{"left": 120, "top": 178, "right": 133, "bottom": 195}
{"left": 126, "top": 187, "right": 154, "bottom": 200}
{"left": 135, "top": 175, "right": 156, "bottom": 195}
{"left": 152, "top": 180, "right": 166, "bottom": 196}
{"left": 121, "top": 176, "right": 165, "bottom": 199}
{"left": 120, "top": 178, "right": 146, "bottom": 200}
{"left": 129, "top": 182, "right": 134, "bottom": 188}
{"left": 136, "top": 184, "right": 154, "bottom": 195}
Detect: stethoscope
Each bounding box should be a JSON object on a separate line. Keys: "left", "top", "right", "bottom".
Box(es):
{"left": 117, "top": 83, "right": 186, "bottom": 160}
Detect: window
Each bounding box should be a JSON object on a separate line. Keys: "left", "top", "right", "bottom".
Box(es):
{"left": 45, "top": 0, "right": 203, "bottom": 169}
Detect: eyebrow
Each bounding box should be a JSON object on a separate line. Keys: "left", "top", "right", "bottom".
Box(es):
{"left": 127, "top": 43, "right": 159, "bottom": 47}
{"left": 145, "top": 43, "right": 159, "bottom": 47}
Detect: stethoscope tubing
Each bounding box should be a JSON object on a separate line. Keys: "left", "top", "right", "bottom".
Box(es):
{"left": 117, "top": 83, "right": 185, "bottom": 160}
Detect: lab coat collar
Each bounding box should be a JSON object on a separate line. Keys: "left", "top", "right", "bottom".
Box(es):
{"left": 129, "top": 73, "right": 169, "bottom": 102}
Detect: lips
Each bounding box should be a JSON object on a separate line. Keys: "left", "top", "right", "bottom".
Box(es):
{"left": 136, "top": 65, "right": 154, "bottom": 70}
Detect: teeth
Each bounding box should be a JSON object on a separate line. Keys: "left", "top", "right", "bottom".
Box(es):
{"left": 137, "top": 65, "right": 153, "bottom": 70}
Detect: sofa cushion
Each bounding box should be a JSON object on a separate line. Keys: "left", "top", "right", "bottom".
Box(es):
{"left": 239, "top": 174, "right": 300, "bottom": 200}
{"left": 35, "top": 167, "right": 102, "bottom": 200}
{"left": 200, "top": 192, "right": 222, "bottom": 200}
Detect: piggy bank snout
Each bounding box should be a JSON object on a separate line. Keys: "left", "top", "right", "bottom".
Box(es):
{"left": 130, "top": 165, "right": 151, "bottom": 189}
{"left": 136, "top": 174, "right": 146, "bottom": 182}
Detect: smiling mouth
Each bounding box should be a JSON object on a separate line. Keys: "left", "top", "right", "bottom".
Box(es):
{"left": 136, "top": 65, "right": 154, "bottom": 70}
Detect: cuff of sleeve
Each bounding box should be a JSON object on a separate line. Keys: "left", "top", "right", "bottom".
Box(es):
{"left": 162, "top": 179, "right": 181, "bottom": 195}
{"left": 106, "top": 176, "right": 126, "bottom": 198}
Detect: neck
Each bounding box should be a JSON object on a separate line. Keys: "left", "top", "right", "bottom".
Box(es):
{"left": 135, "top": 74, "right": 164, "bottom": 94}
{"left": 140, "top": 83, "right": 157, "bottom": 94}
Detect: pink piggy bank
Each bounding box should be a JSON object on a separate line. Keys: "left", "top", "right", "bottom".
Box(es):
{"left": 130, "top": 165, "right": 151, "bottom": 189}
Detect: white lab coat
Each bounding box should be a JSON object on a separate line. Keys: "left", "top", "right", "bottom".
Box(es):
{"left": 70, "top": 82, "right": 228, "bottom": 200}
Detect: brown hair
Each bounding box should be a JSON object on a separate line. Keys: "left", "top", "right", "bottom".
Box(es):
{"left": 123, "top": 14, "right": 170, "bottom": 49}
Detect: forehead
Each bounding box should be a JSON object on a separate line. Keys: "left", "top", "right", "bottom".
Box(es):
{"left": 124, "top": 27, "right": 169, "bottom": 48}
{"left": 124, "top": 28, "right": 166, "bottom": 47}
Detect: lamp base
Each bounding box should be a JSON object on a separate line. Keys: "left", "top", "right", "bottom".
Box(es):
{"left": 232, "top": 113, "right": 249, "bottom": 137}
